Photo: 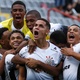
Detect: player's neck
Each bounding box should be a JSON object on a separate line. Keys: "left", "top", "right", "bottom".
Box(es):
{"left": 35, "top": 40, "right": 49, "bottom": 49}
{"left": 13, "top": 22, "right": 24, "bottom": 29}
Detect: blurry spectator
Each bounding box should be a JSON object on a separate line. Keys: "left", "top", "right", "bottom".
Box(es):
{"left": 75, "top": 0, "right": 80, "bottom": 13}
{"left": 54, "top": 0, "right": 66, "bottom": 10}
{"left": 71, "top": 0, "right": 80, "bottom": 18}
{"left": 74, "top": 0, "right": 80, "bottom": 18}
{"left": 63, "top": 0, "right": 80, "bottom": 19}
{"left": 40, "top": 2, "right": 48, "bottom": 9}
{"left": 63, "top": 1, "right": 74, "bottom": 15}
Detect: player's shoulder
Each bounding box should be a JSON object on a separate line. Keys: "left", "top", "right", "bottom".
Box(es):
{"left": 50, "top": 42, "right": 60, "bottom": 51}
{"left": 0, "top": 18, "right": 13, "bottom": 23}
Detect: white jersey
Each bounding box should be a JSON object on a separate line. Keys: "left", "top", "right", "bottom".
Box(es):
{"left": 49, "top": 23, "right": 63, "bottom": 35}
{"left": 5, "top": 54, "right": 19, "bottom": 80}
{"left": 63, "top": 43, "right": 80, "bottom": 80}
{"left": 0, "top": 53, "right": 8, "bottom": 80}
{"left": 19, "top": 42, "right": 62, "bottom": 80}
{"left": 49, "top": 23, "right": 68, "bottom": 37}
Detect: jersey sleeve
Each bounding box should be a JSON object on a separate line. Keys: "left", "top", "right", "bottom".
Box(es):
{"left": 19, "top": 46, "right": 28, "bottom": 58}
{"left": 5, "top": 54, "right": 15, "bottom": 64}
{"left": 73, "top": 43, "right": 80, "bottom": 53}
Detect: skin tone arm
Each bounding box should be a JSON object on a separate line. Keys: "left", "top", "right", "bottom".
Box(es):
{"left": 18, "top": 65, "right": 26, "bottom": 80}
{"left": 11, "top": 55, "right": 63, "bottom": 77}
{"left": 11, "top": 54, "right": 26, "bottom": 64}
{"left": 0, "top": 53, "right": 7, "bottom": 75}
{"left": 17, "top": 58, "right": 63, "bottom": 80}
{"left": 15, "top": 40, "right": 28, "bottom": 53}
{"left": 61, "top": 44, "right": 80, "bottom": 60}
{"left": 15, "top": 39, "right": 35, "bottom": 54}
{"left": 26, "top": 58, "right": 63, "bottom": 77}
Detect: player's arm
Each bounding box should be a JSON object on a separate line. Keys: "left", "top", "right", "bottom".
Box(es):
{"left": 36, "top": 60, "right": 63, "bottom": 77}
{"left": 61, "top": 44, "right": 80, "bottom": 60}
{"left": 18, "top": 65, "right": 26, "bottom": 80}
{"left": 0, "top": 52, "right": 9, "bottom": 75}
{"left": 26, "top": 58, "right": 63, "bottom": 77}
{"left": 11, "top": 54, "right": 26, "bottom": 64}
{"left": 15, "top": 40, "right": 28, "bottom": 53}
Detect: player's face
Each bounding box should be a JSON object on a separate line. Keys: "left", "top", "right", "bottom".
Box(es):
{"left": 9, "top": 33, "right": 24, "bottom": 49}
{"left": 33, "top": 20, "right": 49, "bottom": 40}
{"left": 11, "top": 4, "right": 26, "bottom": 24}
{"left": 1, "top": 31, "right": 11, "bottom": 49}
{"left": 26, "top": 14, "right": 37, "bottom": 32}
{"left": 67, "top": 25, "right": 80, "bottom": 45}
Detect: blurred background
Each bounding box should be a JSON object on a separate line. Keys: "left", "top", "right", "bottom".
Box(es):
{"left": 0, "top": 0, "right": 80, "bottom": 26}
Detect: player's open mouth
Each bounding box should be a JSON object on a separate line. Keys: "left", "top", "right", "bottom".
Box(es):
{"left": 34, "top": 31, "right": 38, "bottom": 35}
{"left": 69, "top": 34, "right": 75, "bottom": 39}
{"left": 15, "top": 17, "right": 21, "bottom": 20}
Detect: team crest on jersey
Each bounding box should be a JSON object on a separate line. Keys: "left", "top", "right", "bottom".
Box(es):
{"left": 45, "top": 56, "right": 56, "bottom": 66}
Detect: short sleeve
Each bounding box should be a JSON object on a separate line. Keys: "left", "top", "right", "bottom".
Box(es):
{"left": 73, "top": 43, "right": 80, "bottom": 53}
{"left": 19, "top": 46, "right": 28, "bottom": 58}
{"left": 5, "top": 54, "right": 15, "bottom": 64}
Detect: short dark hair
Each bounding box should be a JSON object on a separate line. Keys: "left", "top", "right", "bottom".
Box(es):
{"left": 62, "top": 25, "right": 68, "bottom": 36}
{"left": 27, "top": 10, "right": 41, "bottom": 19}
{"left": 50, "top": 30, "right": 67, "bottom": 44}
{"left": 8, "top": 30, "right": 25, "bottom": 40}
{"left": 11, "top": 1, "right": 26, "bottom": 11}
{"left": 37, "top": 18, "right": 50, "bottom": 30}
{"left": 70, "top": 24, "right": 80, "bottom": 28}
{"left": 0, "top": 28, "right": 8, "bottom": 39}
